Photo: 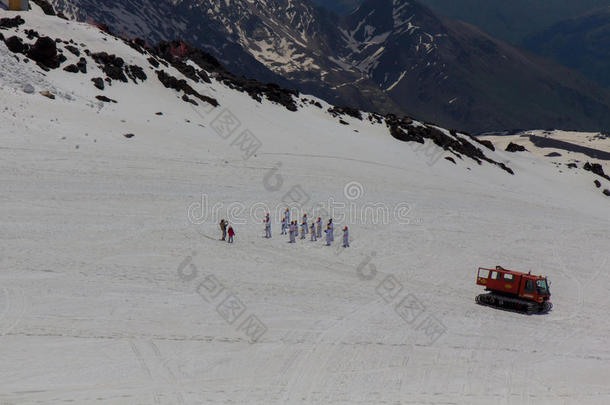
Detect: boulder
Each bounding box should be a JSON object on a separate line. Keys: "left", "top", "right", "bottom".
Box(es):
{"left": 23, "top": 84, "right": 35, "bottom": 94}
{"left": 64, "top": 45, "right": 80, "bottom": 56}
{"left": 63, "top": 64, "right": 79, "bottom": 73}
{"left": 31, "top": 0, "right": 56, "bottom": 16}
{"left": 91, "top": 77, "right": 105, "bottom": 90}
{"left": 5, "top": 36, "right": 26, "bottom": 54}
{"left": 328, "top": 106, "right": 363, "bottom": 120}
{"left": 39, "top": 90, "right": 55, "bottom": 99}
{"left": 77, "top": 57, "right": 87, "bottom": 73}
{"left": 477, "top": 139, "right": 495, "bottom": 151}
{"left": 96, "top": 95, "right": 117, "bottom": 103}
{"left": 28, "top": 36, "right": 60, "bottom": 69}
{"left": 505, "top": 142, "right": 527, "bottom": 152}
{"left": 0, "top": 16, "right": 25, "bottom": 29}
{"left": 583, "top": 162, "right": 607, "bottom": 178}
{"left": 92, "top": 52, "right": 128, "bottom": 82}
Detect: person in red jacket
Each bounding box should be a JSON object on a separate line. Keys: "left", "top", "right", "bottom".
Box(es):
{"left": 227, "top": 226, "right": 235, "bottom": 243}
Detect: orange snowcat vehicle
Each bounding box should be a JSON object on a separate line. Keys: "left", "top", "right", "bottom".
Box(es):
{"left": 476, "top": 266, "right": 552, "bottom": 314}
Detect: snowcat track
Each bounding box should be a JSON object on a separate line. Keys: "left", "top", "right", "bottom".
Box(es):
{"left": 476, "top": 293, "right": 552, "bottom": 315}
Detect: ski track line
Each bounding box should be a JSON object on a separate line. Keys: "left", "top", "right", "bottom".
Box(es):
{"left": 129, "top": 339, "right": 161, "bottom": 404}
{"left": 149, "top": 339, "right": 186, "bottom": 405}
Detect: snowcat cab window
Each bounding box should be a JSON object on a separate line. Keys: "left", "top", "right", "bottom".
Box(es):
{"left": 491, "top": 271, "right": 500, "bottom": 280}
{"left": 504, "top": 274, "right": 514, "bottom": 282}
{"left": 479, "top": 269, "right": 489, "bottom": 279}
{"left": 524, "top": 280, "right": 534, "bottom": 293}
{"left": 536, "top": 279, "right": 548, "bottom": 294}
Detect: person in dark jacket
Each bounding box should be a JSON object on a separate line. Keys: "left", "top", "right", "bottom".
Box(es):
{"left": 219, "top": 219, "right": 228, "bottom": 240}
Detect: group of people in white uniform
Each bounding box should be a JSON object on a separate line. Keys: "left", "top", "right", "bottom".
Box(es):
{"left": 264, "top": 209, "right": 349, "bottom": 248}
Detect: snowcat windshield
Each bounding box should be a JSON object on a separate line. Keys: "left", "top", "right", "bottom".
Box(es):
{"left": 536, "top": 279, "right": 549, "bottom": 295}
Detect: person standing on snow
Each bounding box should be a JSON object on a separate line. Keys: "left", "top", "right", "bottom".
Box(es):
{"left": 227, "top": 225, "right": 235, "bottom": 244}
{"left": 300, "top": 221, "right": 307, "bottom": 239}
{"left": 289, "top": 221, "right": 296, "bottom": 243}
{"left": 264, "top": 213, "right": 272, "bottom": 238}
{"left": 219, "top": 219, "right": 228, "bottom": 241}
{"left": 285, "top": 208, "right": 291, "bottom": 224}
{"left": 327, "top": 219, "right": 334, "bottom": 242}
{"left": 342, "top": 226, "right": 349, "bottom": 248}
{"left": 310, "top": 222, "right": 317, "bottom": 241}
{"left": 281, "top": 216, "right": 288, "bottom": 235}
{"left": 316, "top": 217, "right": 322, "bottom": 239}
{"left": 324, "top": 225, "right": 332, "bottom": 246}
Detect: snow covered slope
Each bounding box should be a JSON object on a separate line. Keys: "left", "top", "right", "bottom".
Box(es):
{"left": 481, "top": 130, "right": 610, "bottom": 197}
{"left": 1, "top": 6, "right": 610, "bottom": 405}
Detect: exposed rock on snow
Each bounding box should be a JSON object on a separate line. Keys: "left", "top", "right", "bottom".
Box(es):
{"left": 505, "top": 142, "right": 528, "bottom": 152}
{"left": 156, "top": 70, "right": 218, "bottom": 107}
{"left": 22, "top": 83, "right": 35, "bottom": 94}
{"left": 91, "top": 52, "right": 128, "bottom": 82}
{"left": 39, "top": 90, "right": 55, "bottom": 99}
{"left": 5, "top": 35, "right": 26, "bottom": 53}
{"left": 28, "top": 36, "right": 62, "bottom": 70}
{"left": 328, "top": 106, "right": 363, "bottom": 120}
{"left": 0, "top": 15, "right": 25, "bottom": 29}
{"left": 90, "top": 77, "right": 104, "bottom": 90}
{"left": 95, "top": 95, "right": 116, "bottom": 103}
{"left": 583, "top": 161, "right": 609, "bottom": 181}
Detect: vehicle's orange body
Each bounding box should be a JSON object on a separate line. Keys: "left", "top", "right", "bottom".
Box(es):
{"left": 475, "top": 266, "right": 552, "bottom": 314}
{"left": 477, "top": 266, "right": 551, "bottom": 304}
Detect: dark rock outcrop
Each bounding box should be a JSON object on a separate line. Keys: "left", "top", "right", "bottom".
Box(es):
{"left": 64, "top": 45, "right": 80, "bottom": 56}
{"left": 386, "top": 114, "right": 514, "bottom": 174}
{"left": 328, "top": 106, "right": 363, "bottom": 120}
{"left": 0, "top": 16, "right": 25, "bottom": 29}
{"left": 31, "top": 0, "right": 56, "bottom": 16}
{"left": 474, "top": 139, "right": 495, "bottom": 151}
{"left": 96, "top": 95, "right": 117, "bottom": 103}
{"left": 126, "top": 65, "right": 146, "bottom": 83}
{"left": 152, "top": 40, "right": 297, "bottom": 111}
{"left": 77, "top": 57, "right": 87, "bottom": 73}
{"left": 27, "top": 36, "right": 61, "bottom": 70}
{"left": 91, "top": 52, "right": 128, "bottom": 82}
{"left": 63, "top": 64, "right": 79, "bottom": 73}
{"left": 91, "top": 77, "right": 105, "bottom": 90}
{"left": 147, "top": 57, "right": 160, "bottom": 68}
{"left": 5, "top": 36, "right": 26, "bottom": 54}
{"left": 583, "top": 162, "right": 610, "bottom": 181}
{"left": 505, "top": 142, "right": 527, "bottom": 152}
{"left": 156, "top": 70, "right": 218, "bottom": 107}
